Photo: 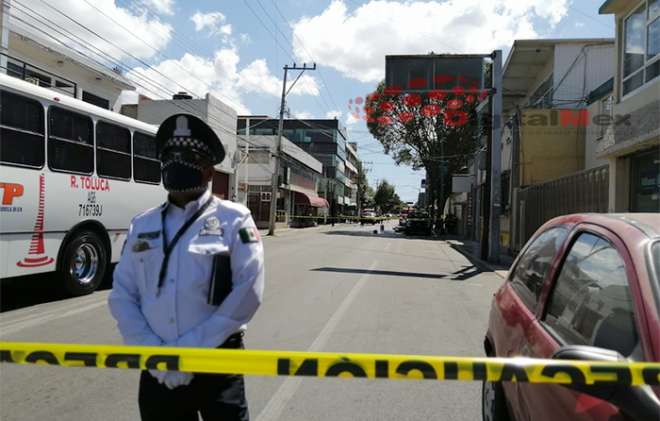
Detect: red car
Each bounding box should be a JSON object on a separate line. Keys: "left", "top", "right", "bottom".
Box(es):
{"left": 483, "top": 213, "right": 660, "bottom": 421}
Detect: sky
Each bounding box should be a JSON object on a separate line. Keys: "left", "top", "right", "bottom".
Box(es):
{"left": 14, "top": 0, "right": 615, "bottom": 202}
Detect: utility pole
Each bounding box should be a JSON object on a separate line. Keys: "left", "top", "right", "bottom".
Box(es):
{"left": 268, "top": 62, "right": 316, "bottom": 236}
{"left": 487, "top": 50, "right": 503, "bottom": 262}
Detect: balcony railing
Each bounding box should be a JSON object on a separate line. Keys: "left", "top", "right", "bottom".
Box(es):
{"left": 1, "top": 52, "right": 78, "bottom": 97}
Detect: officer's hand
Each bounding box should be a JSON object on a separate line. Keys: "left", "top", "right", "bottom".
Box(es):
{"left": 163, "top": 371, "right": 194, "bottom": 390}
{"left": 148, "top": 369, "right": 167, "bottom": 384}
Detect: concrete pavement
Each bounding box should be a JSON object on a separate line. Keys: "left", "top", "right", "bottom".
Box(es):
{"left": 0, "top": 222, "right": 503, "bottom": 421}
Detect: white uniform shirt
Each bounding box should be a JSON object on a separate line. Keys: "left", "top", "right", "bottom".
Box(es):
{"left": 108, "top": 189, "right": 264, "bottom": 348}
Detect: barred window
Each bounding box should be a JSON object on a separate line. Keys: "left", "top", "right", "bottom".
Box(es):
{"left": 0, "top": 90, "right": 45, "bottom": 168}
{"left": 133, "top": 132, "right": 160, "bottom": 184}
{"left": 48, "top": 106, "right": 93, "bottom": 174}
{"left": 96, "top": 121, "right": 131, "bottom": 180}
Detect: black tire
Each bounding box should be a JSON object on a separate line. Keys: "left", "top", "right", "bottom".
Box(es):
{"left": 59, "top": 230, "right": 108, "bottom": 296}
{"left": 482, "top": 380, "right": 511, "bottom": 421}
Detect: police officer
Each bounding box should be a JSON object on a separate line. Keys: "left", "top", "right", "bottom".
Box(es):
{"left": 109, "top": 114, "right": 264, "bottom": 421}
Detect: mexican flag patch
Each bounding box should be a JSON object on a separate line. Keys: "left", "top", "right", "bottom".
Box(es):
{"left": 239, "top": 227, "right": 261, "bottom": 243}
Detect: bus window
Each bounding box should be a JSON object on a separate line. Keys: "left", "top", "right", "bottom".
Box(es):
{"left": 96, "top": 121, "right": 131, "bottom": 180}
{"left": 48, "top": 106, "right": 93, "bottom": 174}
{"left": 0, "top": 90, "right": 45, "bottom": 168}
{"left": 133, "top": 132, "right": 161, "bottom": 184}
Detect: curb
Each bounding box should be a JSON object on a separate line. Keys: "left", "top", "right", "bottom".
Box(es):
{"left": 447, "top": 241, "right": 509, "bottom": 279}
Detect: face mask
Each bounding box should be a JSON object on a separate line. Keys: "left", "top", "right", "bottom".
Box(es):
{"left": 161, "top": 160, "right": 206, "bottom": 193}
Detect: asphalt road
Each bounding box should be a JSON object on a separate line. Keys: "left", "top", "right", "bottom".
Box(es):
{"left": 0, "top": 222, "right": 503, "bottom": 421}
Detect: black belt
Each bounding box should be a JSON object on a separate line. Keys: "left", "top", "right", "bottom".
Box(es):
{"left": 218, "top": 332, "right": 244, "bottom": 349}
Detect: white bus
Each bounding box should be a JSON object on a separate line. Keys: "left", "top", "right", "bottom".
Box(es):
{"left": 0, "top": 73, "right": 164, "bottom": 295}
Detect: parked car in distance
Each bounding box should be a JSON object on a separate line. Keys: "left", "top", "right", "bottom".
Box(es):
{"left": 403, "top": 211, "right": 432, "bottom": 236}
{"left": 483, "top": 213, "right": 660, "bottom": 421}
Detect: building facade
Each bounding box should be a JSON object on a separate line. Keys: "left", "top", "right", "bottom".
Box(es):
{"left": 599, "top": 0, "right": 660, "bottom": 213}
{"left": 237, "top": 135, "right": 326, "bottom": 228}
{"left": 136, "top": 93, "right": 238, "bottom": 200}
{"left": 1, "top": 3, "right": 134, "bottom": 110}
{"left": 500, "top": 38, "right": 616, "bottom": 252}
{"left": 237, "top": 117, "right": 356, "bottom": 217}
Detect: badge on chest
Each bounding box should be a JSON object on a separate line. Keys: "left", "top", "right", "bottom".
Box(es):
{"left": 200, "top": 216, "right": 223, "bottom": 236}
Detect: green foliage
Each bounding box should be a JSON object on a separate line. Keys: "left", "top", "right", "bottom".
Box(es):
{"left": 365, "top": 81, "right": 483, "bottom": 219}
{"left": 373, "top": 180, "right": 403, "bottom": 213}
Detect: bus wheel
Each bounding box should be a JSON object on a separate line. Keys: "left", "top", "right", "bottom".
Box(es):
{"left": 60, "top": 230, "right": 107, "bottom": 296}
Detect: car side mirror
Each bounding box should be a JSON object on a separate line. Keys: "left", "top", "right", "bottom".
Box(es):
{"left": 551, "top": 345, "right": 660, "bottom": 421}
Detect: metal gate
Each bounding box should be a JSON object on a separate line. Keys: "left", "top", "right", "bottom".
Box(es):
{"left": 514, "top": 165, "right": 609, "bottom": 251}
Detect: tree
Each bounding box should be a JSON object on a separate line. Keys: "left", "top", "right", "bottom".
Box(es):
{"left": 365, "top": 80, "right": 485, "bottom": 224}
{"left": 373, "top": 180, "right": 402, "bottom": 214}
{"left": 357, "top": 162, "right": 372, "bottom": 211}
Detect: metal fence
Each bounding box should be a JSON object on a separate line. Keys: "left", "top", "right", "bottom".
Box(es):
{"left": 514, "top": 165, "right": 609, "bottom": 251}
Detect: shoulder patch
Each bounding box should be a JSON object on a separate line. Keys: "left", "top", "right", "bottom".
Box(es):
{"left": 238, "top": 227, "right": 260, "bottom": 243}
{"left": 137, "top": 230, "right": 161, "bottom": 239}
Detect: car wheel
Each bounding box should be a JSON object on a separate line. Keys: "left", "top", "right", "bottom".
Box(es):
{"left": 60, "top": 230, "right": 108, "bottom": 296}
{"left": 482, "top": 380, "right": 510, "bottom": 421}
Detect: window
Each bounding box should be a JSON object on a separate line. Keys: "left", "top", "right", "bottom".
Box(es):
{"left": 133, "top": 132, "right": 161, "bottom": 184}
{"left": 82, "top": 91, "right": 110, "bottom": 110}
{"left": 630, "top": 147, "right": 660, "bottom": 211}
{"left": 48, "top": 107, "right": 93, "bottom": 174}
{"left": 622, "top": 2, "right": 660, "bottom": 96}
{"left": 510, "top": 227, "right": 568, "bottom": 311}
{"left": 0, "top": 90, "right": 45, "bottom": 168}
{"left": 255, "top": 128, "right": 274, "bottom": 135}
{"left": 247, "top": 149, "right": 270, "bottom": 164}
{"left": 544, "top": 233, "right": 639, "bottom": 356}
{"left": 96, "top": 121, "right": 131, "bottom": 180}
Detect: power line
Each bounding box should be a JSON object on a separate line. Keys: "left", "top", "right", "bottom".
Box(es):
{"left": 241, "top": 0, "right": 297, "bottom": 62}
{"left": 26, "top": 0, "right": 276, "bottom": 151}
{"left": 269, "top": 0, "right": 341, "bottom": 112}
{"left": 9, "top": 8, "right": 270, "bottom": 151}
{"left": 244, "top": 0, "right": 332, "bottom": 117}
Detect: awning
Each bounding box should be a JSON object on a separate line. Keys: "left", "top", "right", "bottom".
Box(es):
{"left": 294, "top": 191, "right": 329, "bottom": 208}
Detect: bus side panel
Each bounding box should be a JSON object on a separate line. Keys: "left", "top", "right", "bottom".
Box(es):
{"left": 1, "top": 168, "right": 164, "bottom": 278}
{"left": 2, "top": 232, "right": 66, "bottom": 278}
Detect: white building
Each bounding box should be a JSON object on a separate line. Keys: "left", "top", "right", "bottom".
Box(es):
{"left": 0, "top": 1, "right": 134, "bottom": 110}
{"left": 239, "top": 135, "right": 326, "bottom": 228}
{"left": 136, "top": 93, "right": 238, "bottom": 200}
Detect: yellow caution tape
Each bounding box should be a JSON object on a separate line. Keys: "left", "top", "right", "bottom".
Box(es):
{"left": 1, "top": 342, "right": 659, "bottom": 385}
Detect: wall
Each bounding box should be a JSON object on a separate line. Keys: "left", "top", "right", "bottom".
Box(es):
{"left": 206, "top": 93, "right": 238, "bottom": 176}
{"left": 519, "top": 108, "right": 585, "bottom": 186}
{"left": 585, "top": 98, "right": 612, "bottom": 170}
{"left": 8, "top": 32, "right": 129, "bottom": 111}
{"left": 553, "top": 44, "right": 614, "bottom": 107}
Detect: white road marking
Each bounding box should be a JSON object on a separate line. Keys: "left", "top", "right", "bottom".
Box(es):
{"left": 0, "top": 299, "right": 108, "bottom": 337}
{"left": 255, "top": 260, "right": 379, "bottom": 421}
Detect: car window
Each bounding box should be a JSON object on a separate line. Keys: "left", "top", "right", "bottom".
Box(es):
{"left": 544, "top": 233, "right": 639, "bottom": 357}
{"left": 510, "top": 227, "right": 568, "bottom": 311}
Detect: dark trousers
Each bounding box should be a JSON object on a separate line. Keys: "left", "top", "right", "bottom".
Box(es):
{"left": 138, "top": 333, "right": 249, "bottom": 421}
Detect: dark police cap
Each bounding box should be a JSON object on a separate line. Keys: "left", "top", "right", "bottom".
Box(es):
{"left": 155, "top": 114, "right": 225, "bottom": 165}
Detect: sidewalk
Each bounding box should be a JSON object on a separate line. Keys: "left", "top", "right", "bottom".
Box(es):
{"left": 445, "top": 238, "right": 513, "bottom": 279}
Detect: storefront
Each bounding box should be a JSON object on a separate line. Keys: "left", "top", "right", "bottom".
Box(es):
{"left": 630, "top": 148, "right": 660, "bottom": 212}
{"left": 291, "top": 191, "right": 329, "bottom": 227}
